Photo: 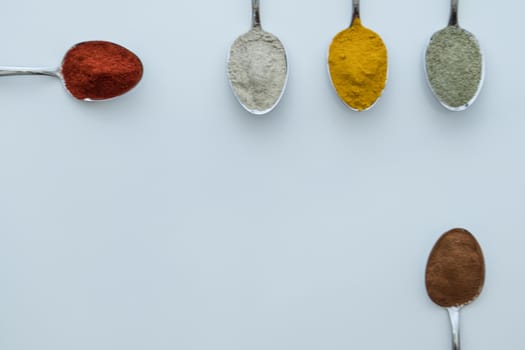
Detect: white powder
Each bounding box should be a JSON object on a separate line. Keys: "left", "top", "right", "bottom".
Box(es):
{"left": 227, "top": 28, "right": 287, "bottom": 114}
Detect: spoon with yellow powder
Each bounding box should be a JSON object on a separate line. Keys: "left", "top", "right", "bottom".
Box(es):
{"left": 328, "top": 0, "right": 388, "bottom": 111}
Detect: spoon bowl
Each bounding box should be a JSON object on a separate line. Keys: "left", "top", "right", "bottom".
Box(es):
{"left": 0, "top": 41, "right": 143, "bottom": 101}
{"left": 227, "top": 0, "right": 288, "bottom": 115}
{"left": 424, "top": 0, "right": 484, "bottom": 111}
{"left": 328, "top": 0, "right": 388, "bottom": 111}
{"left": 425, "top": 228, "right": 485, "bottom": 350}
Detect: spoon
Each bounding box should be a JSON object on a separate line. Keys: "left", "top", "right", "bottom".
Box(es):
{"left": 425, "top": 228, "right": 485, "bottom": 350}
{"left": 0, "top": 41, "right": 143, "bottom": 101}
{"left": 227, "top": 0, "right": 288, "bottom": 115}
{"left": 328, "top": 0, "right": 388, "bottom": 111}
{"left": 424, "top": 0, "right": 484, "bottom": 111}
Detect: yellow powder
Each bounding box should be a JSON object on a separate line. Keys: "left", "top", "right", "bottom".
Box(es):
{"left": 328, "top": 19, "right": 388, "bottom": 111}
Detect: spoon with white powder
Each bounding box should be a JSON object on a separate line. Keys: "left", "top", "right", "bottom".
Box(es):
{"left": 424, "top": 0, "right": 484, "bottom": 111}
{"left": 227, "top": 0, "right": 288, "bottom": 115}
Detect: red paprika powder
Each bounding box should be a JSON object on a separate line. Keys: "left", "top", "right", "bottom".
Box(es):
{"left": 61, "top": 41, "right": 143, "bottom": 100}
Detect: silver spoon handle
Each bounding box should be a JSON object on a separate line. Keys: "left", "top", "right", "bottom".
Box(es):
{"left": 351, "top": 0, "right": 360, "bottom": 25}
{"left": 447, "top": 307, "right": 461, "bottom": 350}
{"left": 0, "top": 66, "right": 59, "bottom": 77}
{"left": 449, "top": 0, "right": 459, "bottom": 26}
{"left": 252, "top": 0, "right": 261, "bottom": 29}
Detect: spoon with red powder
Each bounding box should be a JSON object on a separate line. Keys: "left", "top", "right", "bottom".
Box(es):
{"left": 0, "top": 41, "right": 143, "bottom": 100}
{"left": 425, "top": 228, "right": 485, "bottom": 350}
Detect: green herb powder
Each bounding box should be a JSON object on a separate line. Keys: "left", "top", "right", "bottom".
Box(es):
{"left": 425, "top": 26, "right": 483, "bottom": 109}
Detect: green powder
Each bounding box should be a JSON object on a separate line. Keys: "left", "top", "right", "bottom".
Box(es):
{"left": 425, "top": 26, "right": 483, "bottom": 109}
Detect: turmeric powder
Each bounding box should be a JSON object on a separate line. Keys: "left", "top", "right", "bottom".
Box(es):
{"left": 328, "top": 19, "right": 387, "bottom": 111}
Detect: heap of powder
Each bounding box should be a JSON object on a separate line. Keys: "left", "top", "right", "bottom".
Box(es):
{"left": 228, "top": 28, "right": 287, "bottom": 113}
{"left": 425, "top": 228, "right": 485, "bottom": 308}
{"left": 328, "top": 18, "right": 387, "bottom": 111}
{"left": 61, "top": 41, "right": 143, "bottom": 100}
{"left": 425, "top": 26, "right": 482, "bottom": 108}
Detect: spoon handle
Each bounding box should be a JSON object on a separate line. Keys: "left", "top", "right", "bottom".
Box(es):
{"left": 252, "top": 0, "right": 261, "bottom": 29}
{"left": 351, "top": 0, "right": 360, "bottom": 25}
{"left": 447, "top": 307, "right": 461, "bottom": 350}
{"left": 0, "top": 66, "right": 58, "bottom": 77}
{"left": 449, "top": 0, "right": 459, "bottom": 26}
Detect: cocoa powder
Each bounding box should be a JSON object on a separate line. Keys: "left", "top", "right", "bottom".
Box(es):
{"left": 425, "top": 228, "right": 485, "bottom": 307}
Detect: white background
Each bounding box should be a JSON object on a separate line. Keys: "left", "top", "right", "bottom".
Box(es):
{"left": 0, "top": 0, "right": 523, "bottom": 349}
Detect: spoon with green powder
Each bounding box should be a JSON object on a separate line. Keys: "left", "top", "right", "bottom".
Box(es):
{"left": 425, "top": 0, "right": 484, "bottom": 111}
{"left": 227, "top": 0, "right": 288, "bottom": 115}
{"left": 328, "top": 0, "right": 388, "bottom": 111}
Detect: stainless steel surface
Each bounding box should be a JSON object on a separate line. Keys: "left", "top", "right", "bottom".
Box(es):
{"left": 351, "top": 0, "right": 360, "bottom": 25}
{"left": 449, "top": 0, "right": 459, "bottom": 26}
{"left": 252, "top": 0, "right": 261, "bottom": 29}
{"left": 0, "top": 67, "right": 59, "bottom": 77}
{"left": 447, "top": 307, "right": 461, "bottom": 350}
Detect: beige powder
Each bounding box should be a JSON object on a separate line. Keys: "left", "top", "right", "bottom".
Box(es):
{"left": 227, "top": 28, "right": 287, "bottom": 114}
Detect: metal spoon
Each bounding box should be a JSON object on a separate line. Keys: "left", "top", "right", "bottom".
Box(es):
{"left": 0, "top": 41, "right": 143, "bottom": 101}
{"left": 328, "top": 0, "right": 388, "bottom": 111}
{"left": 227, "top": 0, "right": 288, "bottom": 115}
{"left": 424, "top": 0, "right": 484, "bottom": 111}
{"left": 425, "top": 228, "right": 485, "bottom": 350}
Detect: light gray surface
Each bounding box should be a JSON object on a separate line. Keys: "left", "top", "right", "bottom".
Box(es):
{"left": 0, "top": 0, "right": 523, "bottom": 349}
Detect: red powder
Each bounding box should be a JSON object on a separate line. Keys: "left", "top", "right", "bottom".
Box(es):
{"left": 61, "top": 41, "right": 143, "bottom": 100}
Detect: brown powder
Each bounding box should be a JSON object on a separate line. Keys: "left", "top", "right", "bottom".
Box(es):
{"left": 425, "top": 228, "right": 485, "bottom": 308}
{"left": 61, "top": 41, "right": 143, "bottom": 100}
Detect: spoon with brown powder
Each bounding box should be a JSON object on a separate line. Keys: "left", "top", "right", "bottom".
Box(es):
{"left": 0, "top": 41, "right": 143, "bottom": 101}
{"left": 425, "top": 228, "right": 485, "bottom": 350}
